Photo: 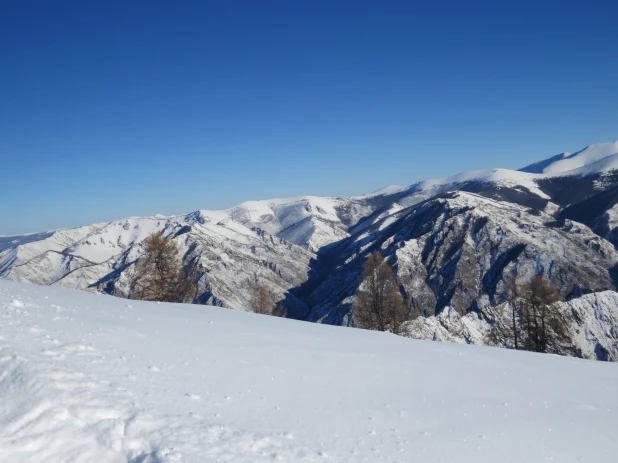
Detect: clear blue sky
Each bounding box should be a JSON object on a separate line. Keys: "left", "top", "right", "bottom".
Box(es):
{"left": 1, "top": 0, "right": 617, "bottom": 234}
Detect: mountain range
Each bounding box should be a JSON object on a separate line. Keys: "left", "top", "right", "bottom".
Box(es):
{"left": 3, "top": 141, "right": 618, "bottom": 359}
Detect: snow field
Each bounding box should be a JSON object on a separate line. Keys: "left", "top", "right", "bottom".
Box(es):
{"left": 1, "top": 280, "right": 617, "bottom": 462}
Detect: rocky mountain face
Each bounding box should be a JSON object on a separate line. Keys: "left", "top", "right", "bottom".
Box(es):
{"left": 290, "top": 192, "right": 618, "bottom": 325}
{"left": 2, "top": 141, "right": 618, "bottom": 359}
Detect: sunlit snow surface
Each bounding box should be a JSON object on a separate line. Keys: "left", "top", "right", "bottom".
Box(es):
{"left": 536, "top": 141, "right": 618, "bottom": 176}
{"left": 0, "top": 280, "right": 616, "bottom": 463}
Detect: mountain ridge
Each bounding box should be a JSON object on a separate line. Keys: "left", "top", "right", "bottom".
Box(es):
{"left": 5, "top": 140, "right": 618, "bottom": 241}
{"left": 2, "top": 140, "right": 618, "bottom": 361}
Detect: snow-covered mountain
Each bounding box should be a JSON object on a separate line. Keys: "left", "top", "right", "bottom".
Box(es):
{"left": 0, "top": 193, "right": 411, "bottom": 312}
{"left": 3, "top": 140, "right": 618, "bottom": 359}
{"left": 291, "top": 192, "right": 618, "bottom": 327}
{"left": 364, "top": 142, "right": 618, "bottom": 253}
{"left": 520, "top": 141, "right": 618, "bottom": 175}
{"left": 0, "top": 211, "right": 317, "bottom": 311}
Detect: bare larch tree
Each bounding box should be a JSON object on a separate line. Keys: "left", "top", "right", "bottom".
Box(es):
{"left": 352, "top": 252, "right": 408, "bottom": 334}
{"left": 519, "top": 275, "right": 569, "bottom": 353}
{"left": 130, "top": 231, "right": 198, "bottom": 303}
{"left": 249, "top": 279, "right": 275, "bottom": 315}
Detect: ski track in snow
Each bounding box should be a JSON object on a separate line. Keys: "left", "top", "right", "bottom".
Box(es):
{"left": 0, "top": 280, "right": 617, "bottom": 462}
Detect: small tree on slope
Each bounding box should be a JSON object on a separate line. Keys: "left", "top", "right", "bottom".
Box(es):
{"left": 352, "top": 252, "right": 408, "bottom": 334}
{"left": 249, "top": 280, "right": 275, "bottom": 315}
{"left": 519, "top": 275, "right": 570, "bottom": 353}
{"left": 130, "top": 232, "right": 198, "bottom": 303}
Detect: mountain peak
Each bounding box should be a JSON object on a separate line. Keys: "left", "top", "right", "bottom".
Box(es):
{"left": 519, "top": 152, "right": 572, "bottom": 174}
{"left": 520, "top": 141, "right": 618, "bottom": 175}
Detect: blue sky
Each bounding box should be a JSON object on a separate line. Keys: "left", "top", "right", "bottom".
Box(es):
{"left": 1, "top": 0, "right": 617, "bottom": 234}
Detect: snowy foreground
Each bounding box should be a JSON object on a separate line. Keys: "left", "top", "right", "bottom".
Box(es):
{"left": 1, "top": 281, "right": 617, "bottom": 463}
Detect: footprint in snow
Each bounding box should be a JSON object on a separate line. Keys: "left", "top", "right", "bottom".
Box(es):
{"left": 41, "top": 349, "right": 64, "bottom": 358}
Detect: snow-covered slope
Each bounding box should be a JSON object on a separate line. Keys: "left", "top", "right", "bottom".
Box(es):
{"left": 225, "top": 196, "right": 378, "bottom": 252}
{"left": 519, "top": 152, "right": 571, "bottom": 174}
{"left": 1, "top": 280, "right": 617, "bottom": 463}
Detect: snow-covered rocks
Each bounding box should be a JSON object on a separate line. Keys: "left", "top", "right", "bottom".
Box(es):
{"left": 566, "top": 291, "right": 618, "bottom": 361}
{"left": 405, "top": 291, "right": 618, "bottom": 361}
{"left": 406, "top": 305, "right": 491, "bottom": 344}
